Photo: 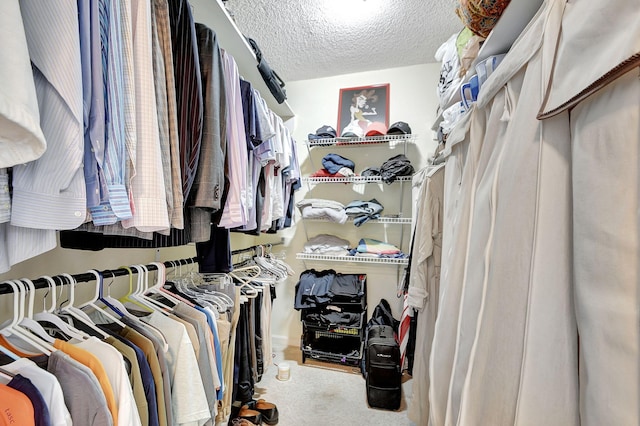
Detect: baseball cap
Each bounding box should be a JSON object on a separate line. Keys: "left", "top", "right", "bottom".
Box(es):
{"left": 316, "top": 125, "right": 337, "bottom": 138}
{"left": 387, "top": 121, "right": 412, "bottom": 135}
{"left": 308, "top": 125, "right": 337, "bottom": 140}
{"left": 365, "top": 122, "right": 388, "bottom": 137}
{"left": 340, "top": 123, "right": 364, "bottom": 138}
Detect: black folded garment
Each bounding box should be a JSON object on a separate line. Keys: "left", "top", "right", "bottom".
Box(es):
{"left": 380, "top": 154, "right": 414, "bottom": 184}
{"left": 304, "top": 311, "right": 362, "bottom": 327}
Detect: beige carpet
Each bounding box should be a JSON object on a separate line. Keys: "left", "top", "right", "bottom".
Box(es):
{"left": 253, "top": 344, "right": 415, "bottom": 426}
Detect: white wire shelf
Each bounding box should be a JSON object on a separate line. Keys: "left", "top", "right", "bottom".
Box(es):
{"left": 303, "top": 134, "right": 416, "bottom": 148}
{"left": 301, "top": 175, "right": 412, "bottom": 184}
{"left": 296, "top": 253, "right": 409, "bottom": 265}
{"left": 302, "top": 216, "right": 412, "bottom": 225}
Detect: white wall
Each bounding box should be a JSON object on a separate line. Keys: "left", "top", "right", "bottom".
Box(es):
{"left": 272, "top": 63, "right": 442, "bottom": 347}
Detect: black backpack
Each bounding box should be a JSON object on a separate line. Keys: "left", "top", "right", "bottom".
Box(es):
{"left": 361, "top": 298, "right": 399, "bottom": 377}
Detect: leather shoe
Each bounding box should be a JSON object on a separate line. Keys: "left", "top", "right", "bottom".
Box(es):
{"left": 238, "top": 405, "right": 262, "bottom": 425}
{"left": 247, "top": 399, "right": 279, "bottom": 425}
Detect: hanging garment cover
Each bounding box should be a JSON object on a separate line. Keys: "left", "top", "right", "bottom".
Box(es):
{"left": 536, "top": 2, "right": 640, "bottom": 425}
{"left": 436, "top": 1, "right": 580, "bottom": 425}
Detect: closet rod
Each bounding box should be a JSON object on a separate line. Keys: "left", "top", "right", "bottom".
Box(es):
{"left": 230, "top": 239, "right": 285, "bottom": 256}
{"left": 0, "top": 257, "right": 198, "bottom": 295}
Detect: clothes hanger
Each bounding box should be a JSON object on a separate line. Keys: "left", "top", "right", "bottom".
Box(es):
{"left": 55, "top": 274, "right": 110, "bottom": 339}
{"left": 0, "top": 366, "right": 15, "bottom": 380}
{"left": 174, "top": 275, "right": 227, "bottom": 313}
{"left": 158, "top": 261, "right": 198, "bottom": 307}
{"left": 98, "top": 270, "right": 142, "bottom": 321}
{"left": 190, "top": 273, "right": 235, "bottom": 309}
{"left": 129, "top": 264, "right": 169, "bottom": 313}
{"left": 33, "top": 275, "right": 90, "bottom": 342}
{"left": 144, "top": 261, "right": 184, "bottom": 309}
{"left": 229, "top": 269, "right": 260, "bottom": 299}
{"left": 78, "top": 270, "right": 127, "bottom": 329}
{"left": 15, "top": 279, "right": 57, "bottom": 345}
{"left": 119, "top": 265, "right": 155, "bottom": 313}
{"left": 0, "top": 280, "right": 53, "bottom": 355}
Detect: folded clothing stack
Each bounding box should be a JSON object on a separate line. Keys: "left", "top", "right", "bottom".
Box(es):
{"left": 345, "top": 198, "right": 384, "bottom": 226}
{"left": 380, "top": 154, "right": 414, "bottom": 184}
{"left": 358, "top": 154, "right": 414, "bottom": 183}
{"left": 350, "top": 238, "right": 406, "bottom": 258}
{"left": 311, "top": 153, "right": 356, "bottom": 178}
{"left": 296, "top": 198, "right": 347, "bottom": 223}
{"left": 303, "top": 234, "right": 351, "bottom": 256}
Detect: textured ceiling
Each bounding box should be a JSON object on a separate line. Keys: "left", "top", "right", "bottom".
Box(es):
{"left": 223, "top": 0, "right": 463, "bottom": 82}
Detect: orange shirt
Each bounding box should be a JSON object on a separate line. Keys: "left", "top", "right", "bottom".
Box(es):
{"left": 0, "top": 383, "right": 35, "bottom": 426}
{"left": 52, "top": 339, "right": 119, "bottom": 426}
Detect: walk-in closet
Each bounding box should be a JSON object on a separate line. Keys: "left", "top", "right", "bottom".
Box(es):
{"left": 0, "top": 0, "right": 638, "bottom": 425}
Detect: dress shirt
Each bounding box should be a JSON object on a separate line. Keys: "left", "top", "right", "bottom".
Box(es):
{"left": 150, "top": 0, "right": 177, "bottom": 233}
{"left": 152, "top": 0, "right": 184, "bottom": 230}
{"left": 122, "top": 0, "right": 170, "bottom": 233}
{"left": 0, "top": 0, "right": 46, "bottom": 169}
{"left": 90, "top": 0, "right": 134, "bottom": 225}
{"left": 78, "top": 0, "right": 107, "bottom": 208}
{"left": 218, "top": 51, "right": 249, "bottom": 229}
{"left": 3, "top": 1, "right": 86, "bottom": 273}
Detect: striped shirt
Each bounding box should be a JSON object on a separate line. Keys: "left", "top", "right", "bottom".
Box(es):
{"left": 121, "top": 0, "right": 170, "bottom": 233}
{"left": 90, "top": 0, "right": 134, "bottom": 225}
{"left": 78, "top": 0, "right": 107, "bottom": 208}
{"left": 6, "top": 0, "right": 85, "bottom": 271}
{"left": 168, "top": 0, "right": 203, "bottom": 200}
{"left": 153, "top": 0, "right": 184, "bottom": 230}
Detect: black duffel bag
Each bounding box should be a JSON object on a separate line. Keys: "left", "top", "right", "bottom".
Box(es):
{"left": 245, "top": 37, "right": 287, "bottom": 104}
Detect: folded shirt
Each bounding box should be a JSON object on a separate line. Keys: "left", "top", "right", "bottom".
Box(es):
{"left": 304, "top": 234, "right": 351, "bottom": 255}
{"left": 300, "top": 206, "right": 348, "bottom": 223}
{"left": 322, "top": 153, "right": 355, "bottom": 174}
{"left": 355, "top": 238, "right": 401, "bottom": 255}
{"left": 345, "top": 199, "right": 384, "bottom": 226}
{"left": 297, "top": 198, "right": 345, "bottom": 211}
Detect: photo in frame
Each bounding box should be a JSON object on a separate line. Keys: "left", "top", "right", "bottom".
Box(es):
{"left": 337, "top": 84, "right": 390, "bottom": 138}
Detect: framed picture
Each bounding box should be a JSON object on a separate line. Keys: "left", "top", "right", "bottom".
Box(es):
{"left": 337, "top": 84, "right": 389, "bottom": 137}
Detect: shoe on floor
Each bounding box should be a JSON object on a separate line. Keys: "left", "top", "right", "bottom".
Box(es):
{"left": 247, "top": 399, "right": 279, "bottom": 425}
{"left": 238, "top": 405, "right": 263, "bottom": 425}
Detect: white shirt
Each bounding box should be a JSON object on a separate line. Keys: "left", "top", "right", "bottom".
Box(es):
{"left": 0, "top": 0, "right": 46, "bottom": 168}
{"left": 75, "top": 336, "right": 142, "bottom": 426}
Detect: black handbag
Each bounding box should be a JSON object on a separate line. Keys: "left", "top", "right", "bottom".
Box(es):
{"left": 245, "top": 37, "right": 287, "bottom": 104}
